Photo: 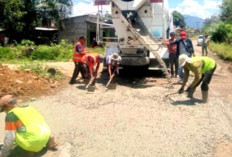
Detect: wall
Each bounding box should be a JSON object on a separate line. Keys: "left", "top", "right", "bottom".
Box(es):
{"left": 59, "top": 15, "right": 97, "bottom": 46}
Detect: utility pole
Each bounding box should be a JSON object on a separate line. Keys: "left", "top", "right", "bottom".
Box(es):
{"left": 196, "top": 22, "right": 200, "bottom": 30}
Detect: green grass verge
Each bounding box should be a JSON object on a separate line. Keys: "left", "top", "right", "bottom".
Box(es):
{"left": 87, "top": 47, "right": 105, "bottom": 55}
{"left": 0, "top": 44, "right": 105, "bottom": 64}
{"left": 18, "top": 61, "right": 64, "bottom": 80}
{"left": 209, "top": 41, "right": 232, "bottom": 61}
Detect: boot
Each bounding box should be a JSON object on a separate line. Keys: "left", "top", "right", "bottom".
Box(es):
{"left": 202, "top": 91, "right": 208, "bottom": 103}
{"left": 187, "top": 88, "right": 196, "bottom": 98}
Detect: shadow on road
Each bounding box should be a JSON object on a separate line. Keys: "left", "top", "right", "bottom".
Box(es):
{"left": 76, "top": 85, "right": 86, "bottom": 90}
{"left": 171, "top": 98, "right": 203, "bottom": 106}
{"left": 7, "top": 145, "right": 56, "bottom": 157}
{"left": 96, "top": 67, "right": 166, "bottom": 89}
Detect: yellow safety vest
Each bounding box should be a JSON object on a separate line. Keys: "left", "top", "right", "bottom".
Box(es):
{"left": 9, "top": 106, "right": 51, "bottom": 152}
{"left": 190, "top": 57, "right": 216, "bottom": 74}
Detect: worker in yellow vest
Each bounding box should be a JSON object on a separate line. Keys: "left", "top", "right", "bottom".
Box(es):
{"left": 0, "top": 95, "right": 57, "bottom": 157}
{"left": 178, "top": 54, "right": 217, "bottom": 103}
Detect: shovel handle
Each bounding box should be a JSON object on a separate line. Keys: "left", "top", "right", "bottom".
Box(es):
{"left": 86, "top": 77, "right": 96, "bottom": 89}
{"left": 106, "top": 74, "right": 115, "bottom": 87}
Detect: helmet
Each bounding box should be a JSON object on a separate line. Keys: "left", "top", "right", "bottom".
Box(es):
{"left": 98, "top": 54, "right": 104, "bottom": 63}
{"left": 179, "top": 54, "right": 190, "bottom": 67}
{"left": 0, "top": 95, "right": 16, "bottom": 112}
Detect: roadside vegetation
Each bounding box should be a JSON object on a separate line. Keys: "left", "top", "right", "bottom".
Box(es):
{"left": 0, "top": 39, "right": 105, "bottom": 78}
{"left": 209, "top": 42, "right": 232, "bottom": 61}
{"left": 202, "top": 0, "right": 232, "bottom": 61}
{"left": 0, "top": 39, "right": 105, "bottom": 63}
{"left": 18, "top": 62, "right": 64, "bottom": 80}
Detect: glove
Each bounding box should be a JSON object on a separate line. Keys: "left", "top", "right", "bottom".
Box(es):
{"left": 178, "top": 87, "right": 184, "bottom": 94}
{"left": 186, "top": 87, "right": 192, "bottom": 93}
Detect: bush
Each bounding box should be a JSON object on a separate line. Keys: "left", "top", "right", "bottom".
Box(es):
{"left": 31, "top": 46, "right": 60, "bottom": 60}
{"left": 209, "top": 22, "right": 232, "bottom": 44}
{"left": 30, "top": 39, "right": 73, "bottom": 61}
{"left": 0, "top": 46, "right": 16, "bottom": 60}
{"left": 21, "top": 39, "right": 35, "bottom": 46}
{"left": 209, "top": 41, "right": 232, "bottom": 61}
{"left": 0, "top": 39, "right": 105, "bottom": 62}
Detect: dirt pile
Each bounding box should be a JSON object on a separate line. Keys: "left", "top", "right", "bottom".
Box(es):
{"left": 0, "top": 65, "right": 62, "bottom": 100}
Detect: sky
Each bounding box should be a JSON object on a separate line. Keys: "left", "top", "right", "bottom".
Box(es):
{"left": 72, "top": 0, "right": 222, "bottom": 19}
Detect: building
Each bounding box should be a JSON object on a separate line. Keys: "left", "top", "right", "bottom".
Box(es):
{"left": 58, "top": 14, "right": 116, "bottom": 46}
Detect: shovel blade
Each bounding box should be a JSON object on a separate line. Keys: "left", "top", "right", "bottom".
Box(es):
{"left": 87, "top": 85, "right": 96, "bottom": 92}
{"left": 107, "top": 83, "right": 117, "bottom": 90}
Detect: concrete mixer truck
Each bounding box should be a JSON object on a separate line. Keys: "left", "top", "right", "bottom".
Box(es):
{"left": 95, "top": 0, "right": 174, "bottom": 73}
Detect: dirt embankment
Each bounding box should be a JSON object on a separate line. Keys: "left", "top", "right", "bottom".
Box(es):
{"left": 0, "top": 65, "right": 64, "bottom": 100}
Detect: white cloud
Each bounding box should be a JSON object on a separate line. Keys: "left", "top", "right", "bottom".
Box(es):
{"left": 71, "top": 0, "right": 221, "bottom": 18}
{"left": 171, "top": 0, "right": 222, "bottom": 19}
{"left": 82, "top": 0, "right": 93, "bottom": 3}
{"left": 71, "top": 2, "right": 111, "bottom": 17}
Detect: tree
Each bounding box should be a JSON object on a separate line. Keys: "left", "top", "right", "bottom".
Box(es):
{"left": 220, "top": 0, "right": 232, "bottom": 23}
{"left": 1, "top": 0, "right": 37, "bottom": 42}
{"left": 172, "top": 11, "right": 186, "bottom": 29}
{"left": 0, "top": 0, "right": 72, "bottom": 43}
{"left": 203, "top": 15, "right": 220, "bottom": 28}
{"left": 202, "top": 15, "right": 220, "bottom": 33}
{"left": 35, "top": 0, "right": 72, "bottom": 27}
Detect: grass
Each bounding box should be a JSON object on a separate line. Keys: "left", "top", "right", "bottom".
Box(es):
{"left": 209, "top": 41, "right": 232, "bottom": 61}
{"left": 0, "top": 40, "right": 106, "bottom": 80}
{"left": 87, "top": 47, "right": 105, "bottom": 55}
{"left": 0, "top": 44, "right": 105, "bottom": 63}
{"left": 18, "top": 61, "right": 64, "bottom": 80}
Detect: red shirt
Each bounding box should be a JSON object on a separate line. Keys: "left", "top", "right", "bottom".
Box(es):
{"left": 167, "top": 39, "right": 177, "bottom": 54}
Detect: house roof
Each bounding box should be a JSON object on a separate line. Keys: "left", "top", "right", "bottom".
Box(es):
{"left": 86, "top": 20, "right": 114, "bottom": 28}
{"left": 35, "top": 27, "right": 58, "bottom": 31}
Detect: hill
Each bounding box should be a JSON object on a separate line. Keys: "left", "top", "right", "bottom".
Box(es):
{"left": 184, "top": 15, "right": 204, "bottom": 29}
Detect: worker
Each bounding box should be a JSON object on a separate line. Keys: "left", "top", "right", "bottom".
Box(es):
{"left": 202, "top": 34, "right": 209, "bottom": 56}
{"left": 106, "top": 53, "right": 122, "bottom": 79}
{"left": 0, "top": 95, "right": 57, "bottom": 157}
{"left": 83, "top": 54, "right": 104, "bottom": 79}
{"left": 178, "top": 54, "right": 217, "bottom": 103}
{"left": 169, "top": 31, "right": 195, "bottom": 83}
{"left": 69, "top": 36, "right": 89, "bottom": 85}
{"left": 167, "top": 32, "right": 178, "bottom": 78}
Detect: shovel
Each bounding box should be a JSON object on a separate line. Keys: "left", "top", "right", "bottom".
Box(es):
{"left": 86, "top": 76, "right": 96, "bottom": 92}
{"left": 106, "top": 74, "right": 117, "bottom": 89}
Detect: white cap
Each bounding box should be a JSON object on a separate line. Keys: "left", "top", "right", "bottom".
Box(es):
{"left": 179, "top": 54, "right": 190, "bottom": 67}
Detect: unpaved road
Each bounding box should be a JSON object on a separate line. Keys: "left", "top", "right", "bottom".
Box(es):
{"left": 1, "top": 39, "right": 232, "bottom": 157}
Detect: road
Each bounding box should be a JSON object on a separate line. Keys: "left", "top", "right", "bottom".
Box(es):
{"left": 0, "top": 39, "right": 232, "bottom": 157}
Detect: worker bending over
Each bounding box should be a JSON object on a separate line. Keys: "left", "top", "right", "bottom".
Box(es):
{"left": 83, "top": 54, "right": 104, "bottom": 79}
{"left": 0, "top": 95, "right": 57, "bottom": 157}
{"left": 178, "top": 54, "right": 217, "bottom": 103}
{"left": 106, "top": 53, "right": 122, "bottom": 78}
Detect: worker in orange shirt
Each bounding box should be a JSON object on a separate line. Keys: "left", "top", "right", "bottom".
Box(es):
{"left": 83, "top": 54, "right": 104, "bottom": 79}
{"left": 69, "top": 36, "right": 89, "bottom": 84}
